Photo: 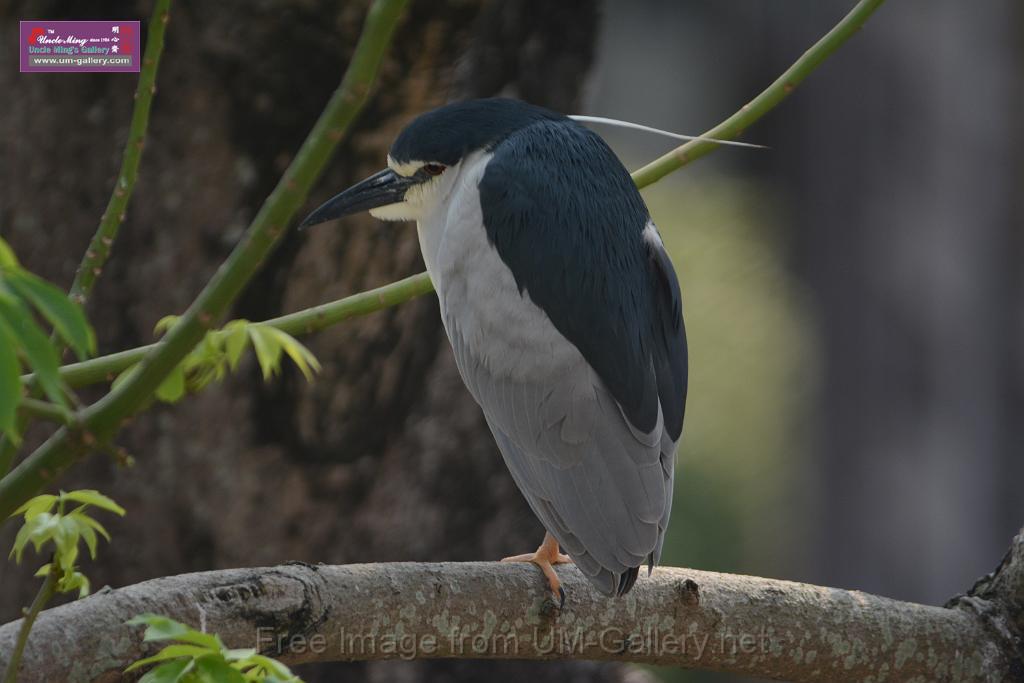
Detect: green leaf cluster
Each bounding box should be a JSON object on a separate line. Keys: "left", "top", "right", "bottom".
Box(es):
{"left": 8, "top": 489, "right": 125, "bottom": 598}
{"left": 0, "top": 237, "right": 97, "bottom": 442}
{"left": 126, "top": 614, "right": 303, "bottom": 683}
{"left": 113, "top": 318, "right": 321, "bottom": 405}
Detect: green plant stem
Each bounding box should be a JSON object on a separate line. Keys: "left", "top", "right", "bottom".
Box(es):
{"left": 69, "top": 0, "right": 172, "bottom": 305}
{"left": 0, "top": 0, "right": 409, "bottom": 521}
{"left": 631, "top": 0, "right": 886, "bottom": 188}
{"left": 17, "top": 399, "right": 74, "bottom": 426}
{"left": 0, "top": 562, "right": 58, "bottom": 683}
{"left": 0, "top": 0, "right": 885, "bottom": 521}
{"left": 0, "top": 0, "right": 174, "bottom": 477}
{"left": 21, "top": 272, "right": 435, "bottom": 391}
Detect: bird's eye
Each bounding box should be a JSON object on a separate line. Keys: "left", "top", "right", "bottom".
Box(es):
{"left": 422, "top": 163, "right": 446, "bottom": 177}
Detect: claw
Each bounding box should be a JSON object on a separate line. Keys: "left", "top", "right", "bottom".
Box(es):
{"left": 501, "top": 532, "right": 574, "bottom": 607}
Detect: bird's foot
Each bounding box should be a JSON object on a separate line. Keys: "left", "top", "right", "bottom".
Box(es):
{"left": 501, "top": 532, "right": 573, "bottom": 607}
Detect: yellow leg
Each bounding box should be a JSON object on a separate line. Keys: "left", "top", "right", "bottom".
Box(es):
{"left": 502, "top": 532, "right": 574, "bottom": 606}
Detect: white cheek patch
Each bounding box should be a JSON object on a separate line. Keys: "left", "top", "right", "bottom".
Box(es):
{"left": 369, "top": 202, "right": 419, "bottom": 222}
{"left": 373, "top": 158, "right": 453, "bottom": 222}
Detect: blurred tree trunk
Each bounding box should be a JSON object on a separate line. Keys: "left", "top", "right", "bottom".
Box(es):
{"left": 772, "top": 0, "right": 1024, "bottom": 604}
{"left": 0, "top": 1, "right": 642, "bottom": 681}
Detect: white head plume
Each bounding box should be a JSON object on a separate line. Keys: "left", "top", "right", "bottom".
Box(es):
{"left": 569, "top": 115, "right": 766, "bottom": 150}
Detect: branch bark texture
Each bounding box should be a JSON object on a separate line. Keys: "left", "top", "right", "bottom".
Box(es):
{"left": 0, "top": 560, "right": 1018, "bottom": 683}
{"left": 948, "top": 527, "right": 1024, "bottom": 679}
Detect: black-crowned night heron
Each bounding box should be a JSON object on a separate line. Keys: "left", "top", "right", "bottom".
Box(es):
{"left": 301, "top": 98, "right": 687, "bottom": 603}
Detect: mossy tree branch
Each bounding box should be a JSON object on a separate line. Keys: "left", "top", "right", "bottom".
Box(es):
{"left": 1, "top": 537, "right": 1022, "bottom": 682}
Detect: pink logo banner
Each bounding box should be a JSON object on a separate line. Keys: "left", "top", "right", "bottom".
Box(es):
{"left": 20, "top": 20, "right": 141, "bottom": 73}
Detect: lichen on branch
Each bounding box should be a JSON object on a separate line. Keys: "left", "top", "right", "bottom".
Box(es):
{"left": 0, "top": 558, "right": 1018, "bottom": 683}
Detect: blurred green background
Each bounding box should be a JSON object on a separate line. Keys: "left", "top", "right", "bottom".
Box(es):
{"left": 645, "top": 179, "right": 818, "bottom": 682}
{"left": 648, "top": 179, "right": 817, "bottom": 579}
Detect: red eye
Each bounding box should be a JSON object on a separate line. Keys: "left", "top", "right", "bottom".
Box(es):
{"left": 422, "top": 163, "right": 446, "bottom": 177}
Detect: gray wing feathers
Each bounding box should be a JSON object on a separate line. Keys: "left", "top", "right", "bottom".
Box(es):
{"left": 449, "top": 317, "right": 676, "bottom": 596}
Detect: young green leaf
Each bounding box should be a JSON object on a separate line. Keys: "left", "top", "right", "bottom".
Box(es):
{"left": 0, "top": 290, "right": 67, "bottom": 407}
{"left": 128, "top": 614, "right": 201, "bottom": 643}
{"left": 57, "top": 568, "right": 90, "bottom": 598}
{"left": 7, "top": 270, "right": 97, "bottom": 360}
{"left": 241, "top": 653, "right": 301, "bottom": 680}
{"left": 161, "top": 628, "right": 222, "bottom": 651}
{"left": 0, "top": 321, "right": 22, "bottom": 443}
{"left": 222, "top": 321, "right": 250, "bottom": 371}
{"left": 154, "top": 315, "right": 181, "bottom": 337}
{"left": 53, "top": 515, "right": 82, "bottom": 568}
{"left": 156, "top": 364, "right": 186, "bottom": 403}
{"left": 126, "top": 615, "right": 222, "bottom": 649}
{"left": 247, "top": 325, "right": 283, "bottom": 380}
{"left": 0, "top": 238, "right": 19, "bottom": 269}
{"left": 10, "top": 511, "right": 62, "bottom": 563}
{"left": 260, "top": 327, "right": 321, "bottom": 382}
{"left": 10, "top": 490, "right": 122, "bottom": 604}
{"left": 124, "top": 614, "right": 305, "bottom": 682}
{"left": 78, "top": 517, "right": 99, "bottom": 559}
{"left": 74, "top": 512, "right": 112, "bottom": 542}
{"left": 10, "top": 518, "right": 35, "bottom": 563}
{"left": 12, "top": 494, "right": 56, "bottom": 519}
{"left": 193, "top": 654, "right": 247, "bottom": 683}
{"left": 62, "top": 490, "right": 127, "bottom": 516}
{"left": 125, "top": 644, "right": 215, "bottom": 672}
{"left": 222, "top": 648, "right": 257, "bottom": 662}
{"left": 138, "top": 658, "right": 193, "bottom": 683}
{"left": 181, "top": 334, "right": 228, "bottom": 392}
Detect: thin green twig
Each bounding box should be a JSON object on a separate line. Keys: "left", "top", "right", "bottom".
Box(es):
{"left": 0, "top": 0, "right": 173, "bottom": 477}
{"left": 17, "top": 399, "right": 74, "bottom": 426}
{"left": 631, "top": 0, "right": 886, "bottom": 187}
{"left": 21, "top": 272, "right": 435, "bottom": 390}
{"left": 0, "top": 561, "right": 58, "bottom": 683}
{"left": 70, "top": 0, "right": 172, "bottom": 305}
{"left": 0, "top": 0, "right": 409, "bottom": 521}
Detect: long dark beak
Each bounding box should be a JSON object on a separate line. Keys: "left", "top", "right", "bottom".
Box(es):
{"left": 299, "top": 168, "right": 418, "bottom": 229}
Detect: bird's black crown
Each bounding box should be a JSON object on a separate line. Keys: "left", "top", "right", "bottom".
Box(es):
{"left": 389, "top": 98, "right": 565, "bottom": 166}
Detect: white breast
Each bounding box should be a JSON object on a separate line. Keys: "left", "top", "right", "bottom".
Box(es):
{"left": 416, "top": 151, "right": 581, "bottom": 382}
